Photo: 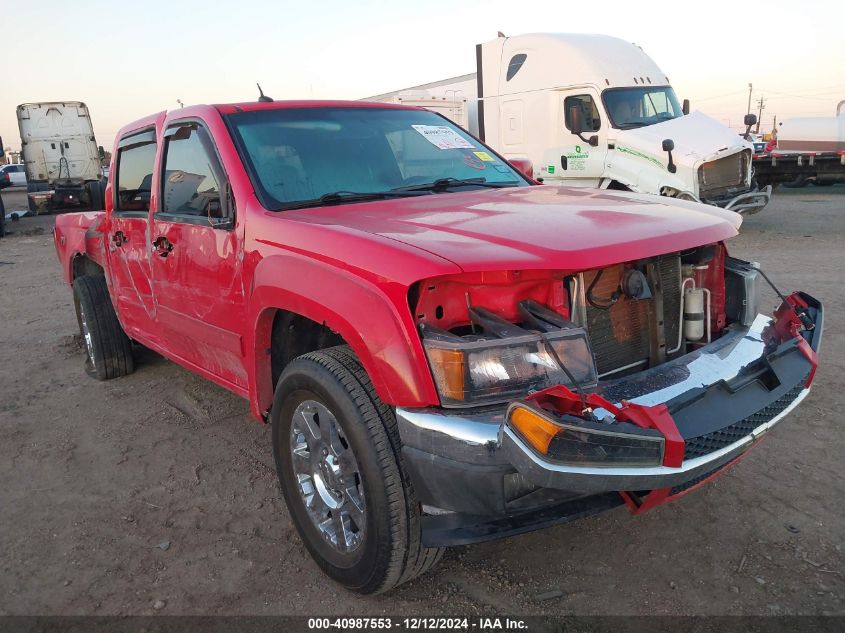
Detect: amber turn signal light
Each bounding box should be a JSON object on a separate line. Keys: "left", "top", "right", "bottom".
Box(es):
{"left": 509, "top": 405, "right": 561, "bottom": 455}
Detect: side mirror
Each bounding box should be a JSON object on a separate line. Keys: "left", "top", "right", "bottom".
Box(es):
{"left": 682, "top": 99, "right": 690, "bottom": 116}
{"left": 568, "top": 105, "right": 584, "bottom": 135}
{"left": 568, "top": 105, "right": 599, "bottom": 147}
{"left": 743, "top": 113, "right": 757, "bottom": 140}
{"left": 662, "top": 139, "right": 677, "bottom": 174}
{"left": 508, "top": 158, "right": 534, "bottom": 181}
{"left": 98, "top": 145, "right": 106, "bottom": 160}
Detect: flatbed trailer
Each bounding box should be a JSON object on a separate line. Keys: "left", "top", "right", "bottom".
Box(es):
{"left": 753, "top": 151, "right": 845, "bottom": 188}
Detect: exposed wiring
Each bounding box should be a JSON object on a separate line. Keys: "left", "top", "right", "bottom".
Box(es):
{"left": 545, "top": 338, "right": 592, "bottom": 419}
{"left": 586, "top": 269, "right": 622, "bottom": 310}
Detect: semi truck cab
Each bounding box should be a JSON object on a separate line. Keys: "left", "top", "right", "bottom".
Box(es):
{"left": 369, "top": 33, "right": 772, "bottom": 215}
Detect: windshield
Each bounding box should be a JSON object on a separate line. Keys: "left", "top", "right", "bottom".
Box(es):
{"left": 602, "top": 87, "right": 683, "bottom": 130}
{"left": 226, "top": 107, "right": 526, "bottom": 210}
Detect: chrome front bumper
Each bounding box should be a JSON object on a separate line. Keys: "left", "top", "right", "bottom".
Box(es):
{"left": 721, "top": 184, "right": 772, "bottom": 214}
{"left": 397, "top": 312, "right": 817, "bottom": 505}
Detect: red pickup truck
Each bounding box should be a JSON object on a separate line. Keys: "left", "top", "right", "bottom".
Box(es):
{"left": 54, "top": 100, "right": 822, "bottom": 594}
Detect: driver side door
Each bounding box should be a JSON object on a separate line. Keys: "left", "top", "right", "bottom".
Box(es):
{"left": 542, "top": 90, "right": 608, "bottom": 186}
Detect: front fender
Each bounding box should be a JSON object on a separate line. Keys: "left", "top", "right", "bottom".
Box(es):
{"left": 246, "top": 252, "right": 440, "bottom": 420}
{"left": 606, "top": 148, "right": 693, "bottom": 196}
{"left": 53, "top": 211, "right": 107, "bottom": 285}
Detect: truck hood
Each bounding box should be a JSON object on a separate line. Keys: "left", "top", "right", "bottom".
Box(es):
{"left": 615, "top": 112, "right": 753, "bottom": 168}
{"left": 289, "top": 185, "right": 741, "bottom": 274}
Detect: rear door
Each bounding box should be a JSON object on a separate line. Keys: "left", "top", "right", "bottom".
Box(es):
{"left": 107, "top": 129, "right": 158, "bottom": 339}
{"left": 149, "top": 120, "right": 247, "bottom": 389}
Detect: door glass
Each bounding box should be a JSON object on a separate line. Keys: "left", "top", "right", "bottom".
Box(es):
{"left": 160, "top": 126, "right": 224, "bottom": 218}
{"left": 564, "top": 95, "right": 601, "bottom": 132}
{"left": 116, "top": 135, "right": 156, "bottom": 212}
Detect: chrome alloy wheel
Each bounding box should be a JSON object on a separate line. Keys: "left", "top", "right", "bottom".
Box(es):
{"left": 78, "top": 303, "right": 96, "bottom": 367}
{"left": 290, "top": 400, "right": 366, "bottom": 553}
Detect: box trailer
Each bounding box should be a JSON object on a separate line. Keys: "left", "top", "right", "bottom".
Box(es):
{"left": 365, "top": 33, "right": 771, "bottom": 214}
{"left": 17, "top": 101, "right": 106, "bottom": 213}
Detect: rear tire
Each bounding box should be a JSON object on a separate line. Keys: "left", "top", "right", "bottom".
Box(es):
{"left": 72, "top": 275, "right": 134, "bottom": 380}
{"left": 271, "top": 345, "right": 443, "bottom": 594}
{"left": 27, "top": 182, "right": 49, "bottom": 214}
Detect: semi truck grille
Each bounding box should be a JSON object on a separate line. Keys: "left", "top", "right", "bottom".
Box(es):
{"left": 698, "top": 151, "right": 750, "bottom": 200}
{"left": 683, "top": 381, "right": 807, "bottom": 461}
{"left": 584, "top": 256, "right": 681, "bottom": 377}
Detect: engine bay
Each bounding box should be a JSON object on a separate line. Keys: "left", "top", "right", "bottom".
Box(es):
{"left": 411, "top": 242, "right": 761, "bottom": 407}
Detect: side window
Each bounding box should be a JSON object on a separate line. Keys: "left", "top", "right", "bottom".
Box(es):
{"left": 564, "top": 95, "right": 601, "bottom": 133}
{"left": 160, "top": 124, "right": 227, "bottom": 220}
{"left": 506, "top": 53, "right": 527, "bottom": 81}
{"left": 115, "top": 131, "right": 156, "bottom": 212}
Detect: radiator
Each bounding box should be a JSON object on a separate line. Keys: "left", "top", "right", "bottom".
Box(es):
{"left": 584, "top": 256, "right": 681, "bottom": 377}
{"left": 698, "top": 151, "right": 750, "bottom": 200}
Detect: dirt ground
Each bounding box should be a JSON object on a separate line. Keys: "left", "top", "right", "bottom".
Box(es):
{"left": 1, "top": 185, "right": 843, "bottom": 617}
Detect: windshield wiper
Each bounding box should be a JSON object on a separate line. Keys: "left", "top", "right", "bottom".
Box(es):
{"left": 391, "top": 177, "right": 519, "bottom": 193}
{"left": 275, "top": 190, "right": 427, "bottom": 211}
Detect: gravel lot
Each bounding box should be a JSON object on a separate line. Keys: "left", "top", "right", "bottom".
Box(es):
{"left": 1, "top": 185, "right": 843, "bottom": 617}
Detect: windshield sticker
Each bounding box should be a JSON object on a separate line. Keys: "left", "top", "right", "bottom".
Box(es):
{"left": 473, "top": 151, "right": 495, "bottom": 162}
{"left": 412, "top": 125, "right": 475, "bottom": 149}
{"left": 462, "top": 153, "right": 486, "bottom": 170}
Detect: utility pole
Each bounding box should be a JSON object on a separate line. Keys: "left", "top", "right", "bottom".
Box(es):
{"left": 747, "top": 83, "right": 753, "bottom": 116}
{"left": 755, "top": 96, "right": 766, "bottom": 134}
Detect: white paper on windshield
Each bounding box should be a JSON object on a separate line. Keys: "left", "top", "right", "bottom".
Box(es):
{"left": 411, "top": 125, "right": 475, "bottom": 149}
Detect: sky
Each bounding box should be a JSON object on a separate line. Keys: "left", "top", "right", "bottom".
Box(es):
{"left": 1, "top": 0, "right": 843, "bottom": 151}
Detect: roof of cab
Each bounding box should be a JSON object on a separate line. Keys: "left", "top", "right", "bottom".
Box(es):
{"left": 213, "top": 100, "right": 421, "bottom": 115}
{"left": 113, "top": 100, "right": 421, "bottom": 143}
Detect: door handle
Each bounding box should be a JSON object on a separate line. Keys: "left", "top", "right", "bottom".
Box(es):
{"left": 153, "top": 236, "right": 174, "bottom": 257}
{"left": 560, "top": 156, "right": 568, "bottom": 170}
{"left": 112, "top": 231, "right": 127, "bottom": 247}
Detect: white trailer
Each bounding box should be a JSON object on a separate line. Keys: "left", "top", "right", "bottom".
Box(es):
{"left": 366, "top": 33, "right": 770, "bottom": 214}
{"left": 17, "top": 101, "right": 106, "bottom": 213}
{"left": 752, "top": 100, "right": 845, "bottom": 188}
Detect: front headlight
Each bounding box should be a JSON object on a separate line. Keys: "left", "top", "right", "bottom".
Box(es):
{"left": 508, "top": 403, "right": 665, "bottom": 467}
{"left": 423, "top": 328, "right": 598, "bottom": 407}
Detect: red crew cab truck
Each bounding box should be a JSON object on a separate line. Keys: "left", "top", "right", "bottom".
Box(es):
{"left": 54, "top": 100, "right": 822, "bottom": 594}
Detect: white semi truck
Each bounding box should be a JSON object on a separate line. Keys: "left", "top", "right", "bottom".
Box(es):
{"left": 17, "top": 101, "right": 106, "bottom": 213}
{"left": 366, "top": 33, "right": 771, "bottom": 214}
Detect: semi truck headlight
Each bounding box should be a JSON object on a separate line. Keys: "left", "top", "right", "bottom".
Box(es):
{"left": 423, "top": 329, "right": 597, "bottom": 407}
{"left": 508, "top": 404, "right": 665, "bottom": 467}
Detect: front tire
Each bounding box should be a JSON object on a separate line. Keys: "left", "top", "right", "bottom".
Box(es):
{"left": 72, "top": 275, "right": 135, "bottom": 380}
{"left": 271, "top": 345, "right": 443, "bottom": 594}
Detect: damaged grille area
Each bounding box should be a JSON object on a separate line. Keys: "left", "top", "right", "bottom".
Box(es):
{"left": 584, "top": 256, "right": 681, "bottom": 377}
{"left": 698, "top": 151, "right": 750, "bottom": 200}
{"left": 683, "top": 382, "right": 807, "bottom": 461}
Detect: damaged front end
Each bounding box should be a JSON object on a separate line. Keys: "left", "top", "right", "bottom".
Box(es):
{"left": 397, "top": 246, "right": 822, "bottom": 547}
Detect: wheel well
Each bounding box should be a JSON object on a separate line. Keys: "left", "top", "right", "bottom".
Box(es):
{"left": 270, "top": 310, "right": 345, "bottom": 387}
{"left": 72, "top": 255, "right": 104, "bottom": 280}
{"left": 605, "top": 180, "right": 632, "bottom": 191}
